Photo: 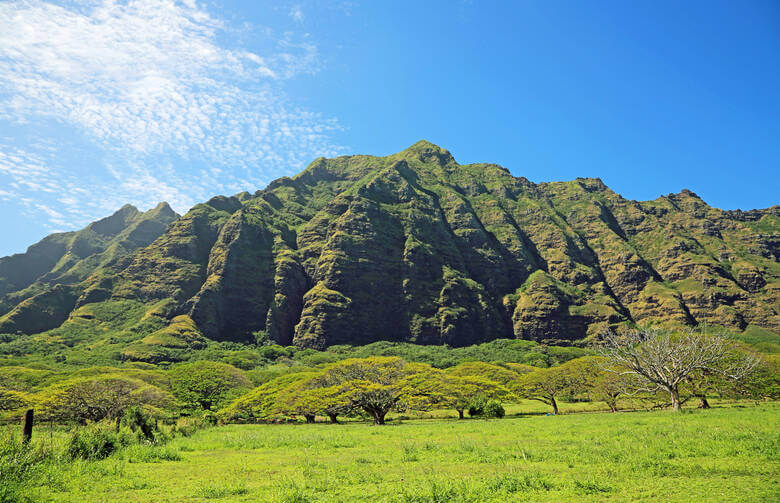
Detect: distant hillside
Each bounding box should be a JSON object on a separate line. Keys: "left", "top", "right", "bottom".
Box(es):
{"left": 0, "top": 203, "right": 179, "bottom": 331}
{"left": 0, "top": 141, "right": 777, "bottom": 363}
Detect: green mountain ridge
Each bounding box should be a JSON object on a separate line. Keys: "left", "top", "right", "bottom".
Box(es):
{"left": 0, "top": 202, "right": 179, "bottom": 330}
{"left": 0, "top": 141, "right": 777, "bottom": 363}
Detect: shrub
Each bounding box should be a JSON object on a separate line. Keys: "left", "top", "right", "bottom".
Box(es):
{"left": 467, "top": 395, "right": 504, "bottom": 418}
{"left": 467, "top": 395, "right": 488, "bottom": 417}
{"left": 121, "top": 406, "right": 156, "bottom": 441}
{"left": 483, "top": 400, "right": 505, "bottom": 418}
{"left": 66, "top": 423, "right": 132, "bottom": 460}
{"left": 258, "top": 345, "right": 292, "bottom": 361}
{"left": 202, "top": 411, "right": 218, "bottom": 426}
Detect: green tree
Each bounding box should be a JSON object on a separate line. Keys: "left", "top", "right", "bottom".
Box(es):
{"left": 439, "top": 372, "right": 509, "bottom": 419}
{"left": 517, "top": 357, "right": 600, "bottom": 414}
{"left": 446, "top": 361, "right": 523, "bottom": 388}
{"left": 496, "top": 362, "right": 539, "bottom": 375}
{"left": 590, "top": 370, "right": 632, "bottom": 412}
{"left": 687, "top": 352, "right": 780, "bottom": 406}
{"left": 218, "top": 371, "right": 316, "bottom": 422}
{"left": 169, "top": 361, "right": 252, "bottom": 411}
{"left": 36, "top": 375, "right": 172, "bottom": 424}
{"left": 307, "top": 357, "right": 439, "bottom": 425}
{"left": 732, "top": 354, "right": 779, "bottom": 402}
{"left": 0, "top": 388, "right": 29, "bottom": 412}
{"left": 274, "top": 379, "right": 351, "bottom": 423}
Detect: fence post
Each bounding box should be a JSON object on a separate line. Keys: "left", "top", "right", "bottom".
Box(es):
{"left": 23, "top": 409, "right": 34, "bottom": 444}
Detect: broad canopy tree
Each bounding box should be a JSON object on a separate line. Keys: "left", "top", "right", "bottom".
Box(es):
{"left": 217, "top": 371, "right": 317, "bottom": 422}
{"left": 440, "top": 372, "right": 511, "bottom": 419}
{"left": 588, "top": 365, "right": 640, "bottom": 412}
{"left": 213, "top": 333, "right": 768, "bottom": 424}
{"left": 274, "top": 379, "right": 350, "bottom": 423}
{"left": 446, "top": 361, "right": 524, "bottom": 388}
{"left": 303, "top": 357, "right": 442, "bottom": 425}
{"left": 516, "top": 357, "right": 601, "bottom": 414}
{"left": 169, "top": 361, "right": 252, "bottom": 411}
{"left": 37, "top": 375, "right": 172, "bottom": 424}
{"left": 218, "top": 358, "right": 444, "bottom": 425}
{"left": 0, "top": 388, "right": 30, "bottom": 412}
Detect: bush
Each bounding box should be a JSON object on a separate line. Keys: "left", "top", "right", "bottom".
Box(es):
{"left": 202, "top": 411, "right": 218, "bottom": 426}
{"left": 66, "top": 423, "right": 132, "bottom": 460}
{"left": 467, "top": 395, "right": 504, "bottom": 418}
{"left": 121, "top": 406, "right": 156, "bottom": 441}
{"left": 258, "top": 345, "right": 292, "bottom": 361}
{"left": 483, "top": 400, "right": 505, "bottom": 418}
{"left": 467, "top": 395, "right": 488, "bottom": 417}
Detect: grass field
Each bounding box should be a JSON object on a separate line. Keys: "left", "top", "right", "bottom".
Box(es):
{"left": 9, "top": 401, "right": 778, "bottom": 502}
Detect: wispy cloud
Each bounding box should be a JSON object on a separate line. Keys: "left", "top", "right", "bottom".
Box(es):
{"left": 0, "top": 0, "right": 343, "bottom": 234}
{"left": 0, "top": 145, "right": 206, "bottom": 231}
{"left": 289, "top": 5, "right": 304, "bottom": 23}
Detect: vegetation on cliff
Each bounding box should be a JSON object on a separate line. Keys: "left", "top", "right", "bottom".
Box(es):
{"left": 0, "top": 141, "right": 777, "bottom": 362}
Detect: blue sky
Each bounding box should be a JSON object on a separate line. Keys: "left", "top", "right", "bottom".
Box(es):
{"left": 1, "top": 1, "right": 778, "bottom": 256}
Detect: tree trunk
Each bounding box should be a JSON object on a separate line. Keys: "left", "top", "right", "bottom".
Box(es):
{"left": 457, "top": 409, "right": 464, "bottom": 420}
{"left": 372, "top": 411, "right": 386, "bottom": 425}
{"left": 608, "top": 393, "right": 619, "bottom": 413}
{"left": 698, "top": 395, "right": 710, "bottom": 409}
{"left": 550, "top": 397, "right": 559, "bottom": 415}
{"left": 670, "top": 386, "right": 681, "bottom": 412}
{"left": 304, "top": 414, "right": 315, "bottom": 424}
{"left": 22, "top": 409, "right": 33, "bottom": 444}
{"left": 115, "top": 415, "right": 121, "bottom": 432}
{"left": 328, "top": 413, "right": 339, "bottom": 424}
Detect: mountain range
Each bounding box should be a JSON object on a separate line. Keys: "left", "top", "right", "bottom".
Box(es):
{"left": 0, "top": 141, "right": 777, "bottom": 363}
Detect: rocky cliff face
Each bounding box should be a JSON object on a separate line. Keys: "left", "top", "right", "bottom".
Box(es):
{"left": 1, "top": 142, "right": 777, "bottom": 358}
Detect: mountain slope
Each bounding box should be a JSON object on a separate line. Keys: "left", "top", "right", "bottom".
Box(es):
{"left": 0, "top": 203, "right": 179, "bottom": 333}
{"left": 0, "top": 142, "right": 777, "bottom": 362}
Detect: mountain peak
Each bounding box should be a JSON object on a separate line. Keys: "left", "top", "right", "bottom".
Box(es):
{"left": 151, "top": 201, "right": 178, "bottom": 218}
{"left": 408, "top": 139, "right": 443, "bottom": 149}
{"left": 117, "top": 203, "right": 140, "bottom": 215}
{"left": 398, "top": 140, "right": 455, "bottom": 165}
{"left": 87, "top": 204, "right": 141, "bottom": 236}
{"left": 679, "top": 188, "right": 701, "bottom": 199}
{"left": 403, "top": 139, "right": 448, "bottom": 153}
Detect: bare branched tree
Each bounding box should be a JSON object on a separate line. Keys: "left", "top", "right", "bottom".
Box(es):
{"left": 598, "top": 328, "right": 760, "bottom": 411}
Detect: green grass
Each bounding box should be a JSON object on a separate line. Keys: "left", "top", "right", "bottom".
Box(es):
{"left": 9, "top": 402, "right": 779, "bottom": 502}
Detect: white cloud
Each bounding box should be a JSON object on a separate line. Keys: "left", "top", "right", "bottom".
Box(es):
{"left": 0, "top": 0, "right": 344, "bottom": 234}
{"left": 290, "top": 5, "right": 304, "bottom": 23}
{"left": 0, "top": 144, "right": 241, "bottom": 232}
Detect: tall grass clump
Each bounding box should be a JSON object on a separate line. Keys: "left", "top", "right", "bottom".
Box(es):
{"left": 0, "top": 431, "right": 58, "bottom": 503}
{"left": 121, "top": 406, "right": 156, "bottom": 441}
{"left": 66, "top": 423, "right": 133, "bottom": 460}
{"left": 170, "top": 415, "right": 211, "bottom": 437}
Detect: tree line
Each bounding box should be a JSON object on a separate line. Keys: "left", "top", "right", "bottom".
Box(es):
{"left": 222, "top": 329, "right": 775, "bottom": 424}
{"left": 1, "top": 329, "right": 777, "bottom": 427}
